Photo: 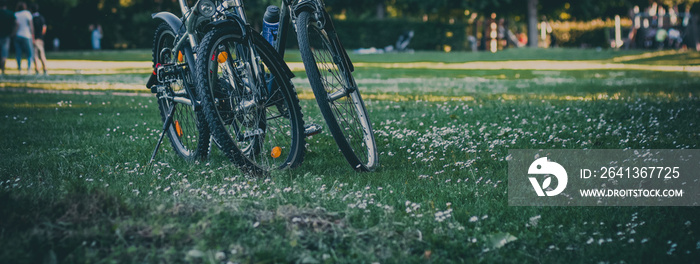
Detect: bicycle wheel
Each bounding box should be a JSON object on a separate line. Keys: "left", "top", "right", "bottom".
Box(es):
{"left": 296, "top": 11, "right": 378, "bottom": 171}
{"left": 195, "top": 26, "right": 305, "bottom": 175}
{"left": 151, "top": 22, "right": 210, "bottom": 161}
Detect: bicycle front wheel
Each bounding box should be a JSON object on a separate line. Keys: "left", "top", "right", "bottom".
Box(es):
{"left": 195, "top": 27, "right": 305, "bottom": 176}
{"left": 152, "top": 22, "right": 210, "bottom": 161}
{"left": 296, "top": 11, "right": 378, "bottom": 171}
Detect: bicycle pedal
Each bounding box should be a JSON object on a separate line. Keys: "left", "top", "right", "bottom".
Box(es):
{"left": 304, "top": 123, "right": 323, "bottom": 137}
{"left": 151, "top": 84, "right": 167, "bottom": 94}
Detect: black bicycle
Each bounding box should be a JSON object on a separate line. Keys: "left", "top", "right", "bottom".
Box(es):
{"left": 146, "top": 0, "right": 217, "bottom": 163}
{"left": 271, "top": 0, "right": 378, "bottom": 171}
{"left": 194, "top": 0, "right": 306, "bottom": 176}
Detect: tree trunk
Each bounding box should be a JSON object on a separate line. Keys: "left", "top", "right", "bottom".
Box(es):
{"left": 527, "top": 0, "right": 538, "bottom": 48}
{"left": 376, "top": 3, "right": 385, "bottom": 20}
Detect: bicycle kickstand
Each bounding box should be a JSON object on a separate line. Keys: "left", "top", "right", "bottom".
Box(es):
{"left": 149, "top": 103, "right": 176, "bottom": 165}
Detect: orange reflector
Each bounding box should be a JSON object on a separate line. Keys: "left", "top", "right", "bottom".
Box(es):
{"left": 217, "top": 51, "right": 228, "bottom": 63}
{"left": 174, "top": 120, "right": 183, "bottom": 137}
{"left": 271, "top": 146, "right": 282, "bottom": 158}
{"left": 178, "top": 51, "right": 184, "bottom": 62}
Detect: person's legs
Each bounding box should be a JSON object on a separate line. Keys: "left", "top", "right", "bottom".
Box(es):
{"left": 33, "top": 40, "right": 39, "bottom": 74}
{"left": 23, "top": 38, "right": 33, "bottom": 71}
{"left": 14, "top": 37, "right": 34, "bottom": 73}
{"left": 0, "top": 36, "right": 9, "bottom": 75}
{"left": 33, "top": 39, "right": 47, "bottom": 74}
{"left": 38, "top": 39, "right": 47, "bottom": 74}
{"left": 14, "top": 37, "right": 23, "bottom": 72}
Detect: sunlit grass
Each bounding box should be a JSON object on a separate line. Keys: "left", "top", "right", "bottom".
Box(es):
{"left": 42, "top": 48, "right": 648, "bottom": 63}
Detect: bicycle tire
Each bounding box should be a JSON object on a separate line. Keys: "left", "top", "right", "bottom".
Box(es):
{"left": 195, "top": 26, "right": 305, "bottom": 176}
{"left": 296, "top": 11, "right": 378, "bottom": 171}
{"left": 152, "top": 22, "right": 210, "bottom": 161}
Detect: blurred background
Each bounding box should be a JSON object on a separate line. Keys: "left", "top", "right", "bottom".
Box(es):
{"left": 12, "top": 0, "right": 700, "bottom": 52}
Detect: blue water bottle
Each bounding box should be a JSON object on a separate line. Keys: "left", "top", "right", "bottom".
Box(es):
{"left": 262, "top": 6, "right": 280, "bottom": 46}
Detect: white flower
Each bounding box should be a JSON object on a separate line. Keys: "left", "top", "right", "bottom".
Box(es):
{"left": 528, "top": 215, "right": 541, "bottom": 227}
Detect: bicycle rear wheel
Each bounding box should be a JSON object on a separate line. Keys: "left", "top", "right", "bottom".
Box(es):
{"left": 195, "top": 26, "right": 305, "bottom": 176}
{"left": 152, "top": 22, "right": 210, "bottom": 161}
{"left": 296, "top": 11, "right": 378, "bottom": 171}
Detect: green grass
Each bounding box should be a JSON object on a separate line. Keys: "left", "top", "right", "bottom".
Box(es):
{"left": 45, "top": 47, "right": 650, "bottom": 63}
{"left": 348, "top": 48, "right": 647, "bottom": 63}
{"left": 1, "top": 49, "right": 700, "bottom": 263}
{"left": 620, "top": 51, "right": 700, "bottom": 65}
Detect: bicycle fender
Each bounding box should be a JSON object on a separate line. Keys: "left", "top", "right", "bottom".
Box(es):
{"left": 293, "top": 0, "right": 317, "bottom": 15}
{"left": 148, "top": 12, "right": 183, "bottom": 89}
{"left": 152, "top": 12, "right": 184, "bottom": 34}
{"left": 334, "top": 34, "right": 354, "bottom": 72}
{"left": 202, "top": 14, "right": 245, "bottom": 38}
{"left": 320, "top": 11, "right": 354, "bottom": 72}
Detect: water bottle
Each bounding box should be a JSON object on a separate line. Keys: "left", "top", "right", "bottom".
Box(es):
{"left": 262, "top": 6, "right": 280, "bottom": 46}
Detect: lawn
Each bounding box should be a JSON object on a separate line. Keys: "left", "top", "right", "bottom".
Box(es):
{"left": 1, "top": 49, "right": 699, "bottom": 263}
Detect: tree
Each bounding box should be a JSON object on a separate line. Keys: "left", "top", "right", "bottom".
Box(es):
{"left": 527, "top": 0, "right": 538, "bottom": 47}
{"left": 324, "top": 0, "right": 387, "bottom": 19}
{"left": 661, "top": 0, "right": 700, "bottom": 12}
{"left": 33, "top": 0, "right": 698, "bottom": 50}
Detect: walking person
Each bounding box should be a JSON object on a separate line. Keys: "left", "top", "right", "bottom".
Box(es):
{"left": 13, "top": 1, "right": 33, "bottom": 74}
{"left": 90, "top": 24, "right": 102, "bottom": 50}
{"left": 31, "top": 3, "right": 46, "bottom": 75}
{"left": 0, "top": 0, "right": 15, "bottom": 75}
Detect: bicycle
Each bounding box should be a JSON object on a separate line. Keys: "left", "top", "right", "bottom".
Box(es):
{"left": 146, "top": 0, "right": 217, "bottom": 163}
{"left": 270, "top": 0, "right": 378, "bottom": 171}
{"left": 193, "top": 0, "right": 306, "bottom": 176}
{"left": 150, "top": 0, "right": 377, "bottom": 175}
